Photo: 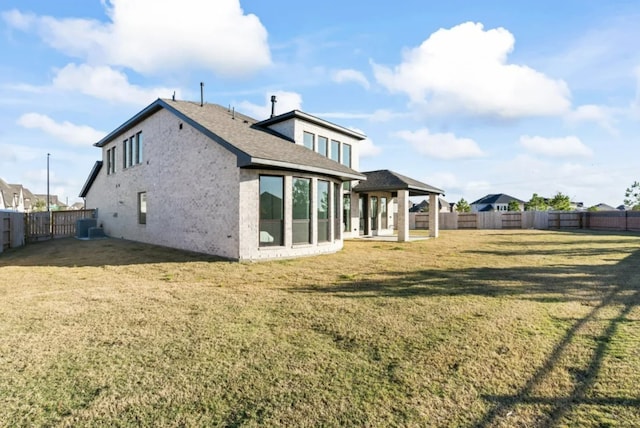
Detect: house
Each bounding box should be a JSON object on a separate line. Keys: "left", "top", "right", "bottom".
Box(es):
{"left": 591, "top": 203, "right": 617, "bottom": 211}
{"left": 34, "top": 194, "right": 68, "bottom": 211}
{"left": 80, "top": 98, "right": 444, "bottom": 260}
{"left": 470, "top": 193, "right": 524, "bottom": 212}
{"left": 0, "top": 178, "right": 25, "bottom": 212}
{"left": 409, "top": 196, "right": 452, "bottom": 213}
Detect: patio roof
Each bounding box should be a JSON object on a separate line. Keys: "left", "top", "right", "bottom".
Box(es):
{"left": 353, "top": 169, "right": 444, "bottom": 196}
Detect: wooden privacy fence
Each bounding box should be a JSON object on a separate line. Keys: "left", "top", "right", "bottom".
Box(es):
{"left": 0, "top": 211, "right": 25, "bottom": 253}
{"left": 409, "top": 210, "right": 640, "bottom": 232}
{"left": 25, "top": 209, "right": 95, "bottom": 242}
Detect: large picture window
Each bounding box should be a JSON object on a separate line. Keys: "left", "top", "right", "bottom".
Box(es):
{"left": 259, "top": 176, "right": 284, "bottom": 246}
{"left": 317, "top": 180, "right": 330, "bottom": 242}
{"left": 292, "top": 178, "right": 311, "bottom": 244}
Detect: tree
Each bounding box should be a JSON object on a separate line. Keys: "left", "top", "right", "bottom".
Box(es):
{"left": 549, "top": 191, "right": 571, "bottom": 211}
{"left": 507, "top": 200, "right": 521, "bottom": 211}
{"left": 32, "top": 199, "right": 47, "bottom": 212}
{"left": 456, "top": 198, "right": 471, "bottom": 213}
{"left": 624, "top": 181, "right": 640, "bottom": 210}
{"left": 525, "top": 193, "right": 548, "bottom": 211}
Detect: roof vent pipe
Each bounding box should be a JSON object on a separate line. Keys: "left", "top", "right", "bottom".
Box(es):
{"left": 200, "top": 82, "right": 204, "bottom": 107}
{"left": 270, "top": 95, "right": 277, "bottom": 118}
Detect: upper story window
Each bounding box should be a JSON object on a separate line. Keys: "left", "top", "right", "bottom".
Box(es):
{"left": 135, "top": 132, "right": 143, "bottom": 163}
{"left": 123, "top": 131, "right": 143, "bottom": 169}
{"left": 303, "top": 131, "right": 314, "bottom": 150}
{"left": 330, "top": 139, "right": 340, "bottom": 162}
{"left": 317, "top": 136, "right": 328, "bottom": 157}
{"left": 106, "top": 147, "right": 116, "bottom": 175}
{"left": 342, "top": 143, "right": 352, "bottom": 168}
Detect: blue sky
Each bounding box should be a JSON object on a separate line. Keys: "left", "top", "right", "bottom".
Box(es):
{"left": 1, "top": 0, "right": 639, "bottom": 207}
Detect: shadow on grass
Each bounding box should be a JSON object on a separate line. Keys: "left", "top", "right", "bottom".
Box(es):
{"left": 292, "top": 247, "right": 640, "bottom": 426}
{"left": 473, "top": 250, "right": 640, "bottom": 427}
{"left": 0, "top": 237, "right": 226, "bottom": 267}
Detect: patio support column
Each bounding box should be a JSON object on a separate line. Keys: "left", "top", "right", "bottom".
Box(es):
{"left": 397, "top": 189, "right": 409, "bottom": 242}
{"left": 429, "top": 193, "right": 439, "bottom": 238}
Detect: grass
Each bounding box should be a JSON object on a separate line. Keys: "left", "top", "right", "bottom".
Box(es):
{"left": 1, "top": 229, "right": 639, "bottom": 427}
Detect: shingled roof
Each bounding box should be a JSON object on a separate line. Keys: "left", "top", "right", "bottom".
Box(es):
{"left": 471, "top": 193, "right": 524, "bottom": 205}
{"left": 353, "top": 170, "right": 444, "bottom": 196}
{"left": 0, "top": 178, "right": 21, "bottom": 209}
{"left": 94, "top": 99, "right": 365, "bottom": 181}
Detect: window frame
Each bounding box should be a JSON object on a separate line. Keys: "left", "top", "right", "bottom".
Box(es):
{"left": 292, "top": 177, "right": 312, "bottom": 245}
{"left": 317, "top": 136, "right": 328, "bottom": 157}
{"left": 303, "top": 131, "right": 315, "bottom": 150}
{"left": 317, "top": 180, "right": 330, "bottom": 243}
{"left": 330, "top": 139, "right": 340, "bottom": 162}
{"left": 259, "top": 175, "right": 284, "bottom": 247}
{"left": 138, "top": 191, "right": 147, "bottom": 225}
{"left": 342, "top": 143, "right": 352, "bottom": 168}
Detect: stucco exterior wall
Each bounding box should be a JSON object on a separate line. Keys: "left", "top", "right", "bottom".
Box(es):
{"left": 86, "top": 109, "right": 241, "bottom": 259}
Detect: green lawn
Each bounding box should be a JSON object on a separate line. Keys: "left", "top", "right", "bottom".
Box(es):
{"left": 1, "top": 230, "right": 639, "bottom": 427}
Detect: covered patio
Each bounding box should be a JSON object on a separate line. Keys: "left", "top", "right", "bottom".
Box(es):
{"left": 352, "top": 170, "right": 444, "bottom": 242}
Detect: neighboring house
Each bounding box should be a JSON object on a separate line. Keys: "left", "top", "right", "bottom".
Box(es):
{"left": 409, "top": 196, "right": 452, "bottom": 213}
{"left": 70, "top": 202, "right": 85, "bottom": 210}
{"left": 0, "top": 178, "right": 24, "bottom": 212}
{"left": 592, "top": 203, "right": 617, "bottom": 211}
{"left": 570, "top": 201, "right": 585, "bottom": 211}
{"left": 0, "top": 178, "right": 67, "bottom": 212}
{"left": 470, "top": 193, "right": 525, "bottom": 212}
{"left": 34, "top": 194, "right": 67, "bottom": 211}
{"left": 80, "top": 98, "right": 443, "bottom": 260}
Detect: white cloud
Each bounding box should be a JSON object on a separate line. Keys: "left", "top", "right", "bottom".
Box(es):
{"left": 395, "top": 128, "right": 484, "bottom": 159}
{"left": 566, "top": 104, "right": 617, "bottom": 134}
{"left": 52, "top": 63, "right": 174, "bottom": 105}
{"left": 349, "top": 128, "right": 381, "bottom": 157}
{"left": 238, "top": 91, "right": 303, "bottom": 120}
{"left": 17, "top": 113, "right": 106, "bottom": 146}
{"left": 359, "top": 137, "right": 382, "bottom": 157}
{"left": 3, "top": 0, "right": 271, "bottom": 76}
{"left": 519, "top": 135, "right": 593, "bottom": 158}
{"left": 332, "top": 69, "right": 370, "bottom": 89}
{"left": 372, "top": 22, "right": 571, "bottom": 119}
{"left": 2, "top": 9, "right": 35, "bottom": 30}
